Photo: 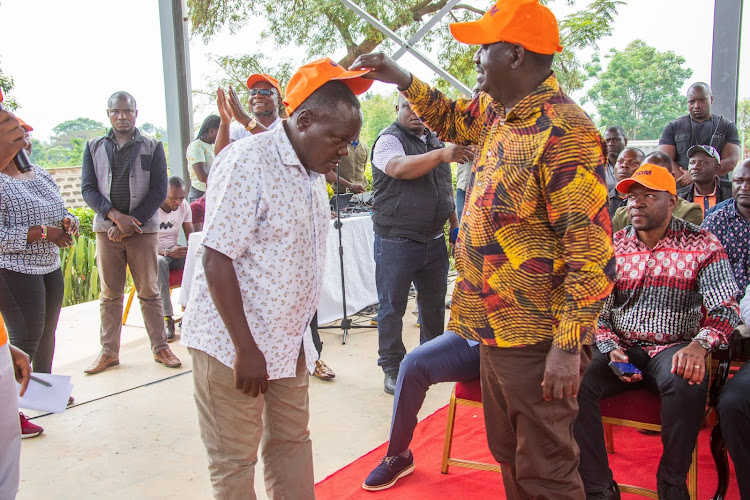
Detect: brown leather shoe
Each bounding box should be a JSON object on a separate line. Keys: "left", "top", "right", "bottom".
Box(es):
{"left": 313, "top": 359, "right": 335, "bottom": 380}
{"left": 154, "top": 347, "right": 182, "bottom": 368}
{"left": 84, "top": 352, "right": 119, "bottom": 375}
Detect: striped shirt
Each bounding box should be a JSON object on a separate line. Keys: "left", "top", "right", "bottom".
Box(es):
{"left": 0, "top": 165, "right": 75, "bottom": 274}
{"left": 402, "top": 74, "right": 615, "bottom": 353}
{"left": 597, "top": 217, "right": 740, "bottom": 357}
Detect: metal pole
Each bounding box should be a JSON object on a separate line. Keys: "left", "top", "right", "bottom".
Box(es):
{"left": 338, "top": 0, "right": 472, "bottom": 96}
{"left": 158, "top": 0, "right": 193, "bottom": 181}
{"left": 710, "top": 0, "right": 743, "bottom": 123}
{"left": 392, "top": 0, "right": 463, "bottom": 61}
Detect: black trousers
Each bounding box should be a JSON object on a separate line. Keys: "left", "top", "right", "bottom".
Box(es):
{"left": 717, "top": 362, "right": 750, "bottom": 498}
{"left": 0, "top": 267, "right": 64, "bottom": 373}
{"left": 574, "top": 344, "right": 707, "bottom": 493}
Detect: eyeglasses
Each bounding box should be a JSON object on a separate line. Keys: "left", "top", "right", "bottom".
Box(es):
{"left": 249, "top": 89, "right": 275, "bottom": 97}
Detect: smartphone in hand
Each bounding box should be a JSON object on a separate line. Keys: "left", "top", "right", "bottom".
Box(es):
{"left": 609, "top": 361, "right": 642, "bottom": 378}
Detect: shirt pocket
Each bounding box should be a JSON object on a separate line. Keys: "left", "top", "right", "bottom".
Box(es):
{"left": 140, "top": 154, "right": 152, "bottom": 171}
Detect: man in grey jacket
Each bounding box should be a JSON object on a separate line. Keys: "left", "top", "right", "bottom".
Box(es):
{"left": 81, "top": 91, "right": 181, "bottom": 374}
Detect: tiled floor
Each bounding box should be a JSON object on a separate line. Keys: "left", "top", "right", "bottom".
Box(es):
{"left": 16, "top": 292, "right": 452, "bottom": 499}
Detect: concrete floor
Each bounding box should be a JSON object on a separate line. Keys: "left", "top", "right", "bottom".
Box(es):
{"left": 16, "top": 291, "right": 452, "bottom": 499}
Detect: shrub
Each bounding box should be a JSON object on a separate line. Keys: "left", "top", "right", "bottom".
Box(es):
{"left": 68, "top": 207, "right": 96, "bottom": 240}
{"left": 60, "top": 235, "right": 99, "bottom": 307}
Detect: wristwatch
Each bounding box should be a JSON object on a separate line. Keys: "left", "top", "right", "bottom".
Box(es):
{"left": 244, "top": 117, "right": 258, "bottom": 132}
{"left": 694, "top": 337, "right": 712, "bottom": 352}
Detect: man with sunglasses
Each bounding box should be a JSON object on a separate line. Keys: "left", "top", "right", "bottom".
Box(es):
{"left": 214, "top": 74, "right": 283, "bottom": 155}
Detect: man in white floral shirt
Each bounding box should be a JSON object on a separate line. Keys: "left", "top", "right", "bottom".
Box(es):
{"left": 181, "top": 58, "right": 371, "bottom": 500}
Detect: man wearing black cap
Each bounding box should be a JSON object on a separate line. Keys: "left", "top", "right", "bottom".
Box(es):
{"left": 676, "top": 145, "right": 732, "bottom": 215}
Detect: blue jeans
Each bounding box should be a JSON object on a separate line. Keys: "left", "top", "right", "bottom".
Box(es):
{"left": 456, "top": 188, "right": 466, "bottom": 223}
{"left": 374, "top": 234, "right": 449, "bottom": 374}
{"left": 718, "top": 362, "right": 750, "bottom": 498}
{"left": 387, "top": 331, "right": 479, "bottom": 456}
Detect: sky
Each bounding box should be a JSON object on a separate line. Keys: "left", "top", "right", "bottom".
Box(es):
{"left": 0, "top": 0, "right": 748, "bottom": 141}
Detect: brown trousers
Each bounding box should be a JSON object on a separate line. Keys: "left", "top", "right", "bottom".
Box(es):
{"left": 191, "top": 348, "right": 315, "bottom": 500}
{"left": 96, "top": 232, "right": 167, "bottom": 355}
{"left": 480, "top": 341, "right": 591, "bottom": 500}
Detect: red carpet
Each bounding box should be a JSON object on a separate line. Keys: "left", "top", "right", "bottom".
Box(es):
{"left": 315, "top": 404, "right": 739, "bottom": 499}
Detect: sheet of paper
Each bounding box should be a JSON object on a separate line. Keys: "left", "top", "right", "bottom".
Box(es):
{"left": 16, "top": 373, "right": 73, "bottom": 414}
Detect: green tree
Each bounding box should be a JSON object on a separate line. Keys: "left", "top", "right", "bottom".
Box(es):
{"left": 737, "top": 98, "right": 749, "bottom": 160}
{"left": 140, "top": 122, "right": 168, "bottom": 142}
{"left": 189, "top": 0, "right": 622, "bottom": 96}
{"left": 583, "top": 39, "right": 692, "bottom": 140}
{"left": 52, "top": 118, "right": 107, "bottom": 136}
{"left": 194, "top": 54, "right": 296, "bottom": 116}
{"left": 0, "top": 57, "right": 18, "bottom": 110}
{"left": 436, "top": 0, "right": 624, "bottom": 95}
{"left": 359, "top": 92, "right": 398, "bottom": 150}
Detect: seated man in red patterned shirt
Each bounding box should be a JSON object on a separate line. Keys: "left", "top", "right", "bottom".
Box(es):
{"left": 574, "top": 164, "right": 741, "bottom": 500}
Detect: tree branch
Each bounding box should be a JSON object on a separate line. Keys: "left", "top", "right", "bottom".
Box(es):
{"left": 325, "top": 11, "right": 356, "bottom": 52}
{"left": 452, "top": 4, "right": 484, "bottom": 15}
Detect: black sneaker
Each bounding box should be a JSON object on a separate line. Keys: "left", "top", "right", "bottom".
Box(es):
{"left": 657, "top": 477, "right": 689, "bottom": 500}
{"left": 384, "top": 372, "right": 398, "bottom": 395}
{"left": 165, "top": 317, "right": 175, "bottom": 342}
{"left": 362, "top": 451, "right": 415, "bottom": 491}
{"left": 586, "top": 481, "right": 621, "bottom": 500}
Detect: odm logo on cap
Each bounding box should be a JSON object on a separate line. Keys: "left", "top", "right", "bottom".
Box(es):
{"left": 616, "top": 164, "right": 677, "bottom": 195}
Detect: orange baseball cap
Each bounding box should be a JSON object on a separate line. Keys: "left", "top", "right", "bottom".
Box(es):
{"left": 17, "top": 117, "right": 33, "bottom": 132}
{"left": 246, "top": 73, "right": 283, "bottom": 97}
{"left": 616, "top": 164, "right": 677, "bottom": 196}
{"left": 284, "top": 58, "right": 373, "bottom": 114}
{"left": 449, "top": 0, "right": 563, "bottom": 55}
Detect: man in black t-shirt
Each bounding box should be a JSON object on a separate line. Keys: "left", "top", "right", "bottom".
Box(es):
{"left": 658, "top": 82, "right": 741, "bottom": 186}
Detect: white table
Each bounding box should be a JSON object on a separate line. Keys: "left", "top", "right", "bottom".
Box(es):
{"left": 179, "top": 215, "right": 378, "bottom": 325}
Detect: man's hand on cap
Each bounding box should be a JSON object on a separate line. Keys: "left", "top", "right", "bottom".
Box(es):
{"left": 349, "top": 52, "right": 413, "bottom": 91}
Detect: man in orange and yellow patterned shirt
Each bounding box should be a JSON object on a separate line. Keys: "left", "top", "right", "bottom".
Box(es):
{"left": 351, "top": 0, "right": 615, "bottom": 497}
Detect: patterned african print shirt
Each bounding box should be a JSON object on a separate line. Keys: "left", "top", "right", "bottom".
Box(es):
{"left": 181, "top": 125, "right": 327, "bottom": 379}
{"left": 597, "top": 217, "right": 739, "bottom": 357}
{"left": 402, "top": 74, "right": 615, "bottom": 353}
{"left": 702, "top": 199, "right": 750, "bottom": 301}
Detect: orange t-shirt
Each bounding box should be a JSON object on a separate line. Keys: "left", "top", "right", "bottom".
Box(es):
{"left": 694, "top": 193, "right": 717, "bottom": 215}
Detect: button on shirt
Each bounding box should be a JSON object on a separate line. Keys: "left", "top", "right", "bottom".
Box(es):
{"left": 402, "top": 74, "right": 615, "bottom": 353}
{"left": 181, "top": 125, "right": 329, "bottom": 379}
{"left": 107, "top": 131, "right": 134, "bottom": 214}
{"left": 597, "top": 218, "right": 740, "bottom": 357}
{"left": 702, "top": 199, "right": 750, "bottom": 300}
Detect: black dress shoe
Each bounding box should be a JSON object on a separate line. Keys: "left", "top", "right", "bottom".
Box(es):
{"left": 586, "top": 481, "right": 621, "bottom": 500}
{"left": 384, "top": 372, "right": 398, "bottom": 395}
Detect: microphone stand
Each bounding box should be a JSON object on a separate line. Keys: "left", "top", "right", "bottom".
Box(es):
{"left": 319, "top": 164, "right": 376, "bottom": 344}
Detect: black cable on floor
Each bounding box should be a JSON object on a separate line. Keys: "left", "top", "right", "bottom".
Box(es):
{"left": 29, "top": 369, "right": 193, "bottom": 420}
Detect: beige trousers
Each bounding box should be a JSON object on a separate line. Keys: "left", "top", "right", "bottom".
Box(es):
{"left": 190, "top": 348, "right": 315, "bottom": 500}
{"left": 96, "top": 232, "right": 166, "bottom": 355}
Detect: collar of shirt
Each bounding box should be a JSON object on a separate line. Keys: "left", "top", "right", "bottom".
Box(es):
{"left": 693, "top": 178, "right": 718, "bottom": 198}
{"left": 498, "top": 72, "right": 560, "bottom": 122}
{"left": 106, "top": 127, "right": 144, "bottom": 144}
{"left": 274, "top": 124, "right": 317, "bottom": 180}
{"left": 624, "top": 216, "right": 682, "bottom": 250}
